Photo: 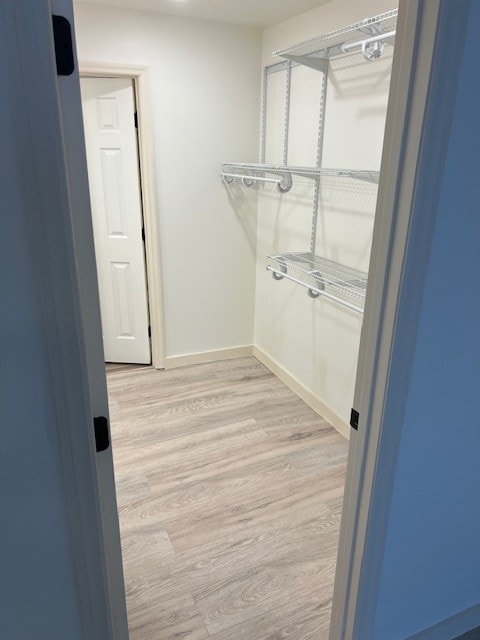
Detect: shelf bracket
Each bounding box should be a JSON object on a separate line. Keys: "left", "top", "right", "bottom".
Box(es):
{"left": 280, "top": 55, "right": 328, "bottom": 73}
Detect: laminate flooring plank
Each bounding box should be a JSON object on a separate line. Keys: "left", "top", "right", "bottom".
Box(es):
{"left": 115, "top": 471, "right": 152, "bottom": 508}
{"left": 107, "top": 357, "right": 348, "bottom": 639}
{"left": 107, "top": 361, "right": 296, "bottom": 441}
{"left": 108, "top": 377, "right": 327, "bottom": 450}
{"left": 121, "top": 511, "right": 342, "bottom": 615}
{"left": 164, "top": 467, "right": 345, "bottom": 553}
{"left": 137, "top": 448, "right": 344, "bottom": 528}
{"left": 196, "top": 555, "right": 336, "bottom": 635}
{"left": 120, "top": 523, "right": 176, "bottom": 572}
{"left": 208, "top": 597, "right": 333, "bottom": 640}
{"left": 108, "top": 358, "right": 271, "bottom": 411}
{"left": 111, "top": 381, "right": 295, "bottom": 438}
{"left": 126, "top": 592, "right": 209, "bottom": 640}
{"left": 110, "top": 399, "right": 319, "bottom": 452}
{"left": 136, "top": 420, "right": 344, "bottom": 498}
{"left": 115, "top": 419, "right": 266, "bottom": 493}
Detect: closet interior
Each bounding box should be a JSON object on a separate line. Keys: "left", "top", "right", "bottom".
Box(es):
{"left": 77, "top": 1, "right": 398, "bottom": 637}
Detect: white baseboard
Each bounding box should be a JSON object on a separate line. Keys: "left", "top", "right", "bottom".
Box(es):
{"left": 405, "top": 603, "right": 480, "bottom": 640}
{"left": 252, "top": 346, "right": 350, "bottom": 440}
{"left": 164, "top": 345, "right": 253, "bottom": 369}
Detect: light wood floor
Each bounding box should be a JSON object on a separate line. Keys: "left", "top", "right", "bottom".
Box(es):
{"left": 106, "top": 357, "right": 348, "bottom": 640}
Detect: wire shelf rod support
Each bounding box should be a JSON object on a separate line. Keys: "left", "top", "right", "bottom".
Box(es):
{"left": 266, "top": 266, "right": 364, "bottom": 314}
{"left": 342, "top": 29, "right": 396, "bottom": 53}
{"left": 221, "top": 172, "right": 292, "bottom": 193}
{"left": 342, "top": 29, "right": 396, "bottom": 60}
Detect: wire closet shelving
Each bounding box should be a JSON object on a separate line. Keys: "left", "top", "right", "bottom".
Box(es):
{"left": 273, "top": 9, "right": 398, "bottom": 67}
{"left": 267, "top": 253, "right": 368, "bottom": 315}
{"left": 220, "top": 9, "right": 398, "bottom": 314}
{"left": 221, "top": 163, "right": 379, "bottom": 193}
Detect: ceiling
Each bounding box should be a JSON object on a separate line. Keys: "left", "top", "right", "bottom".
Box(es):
{"left": 74, "top": 0, "right": 332, "bottom": 28}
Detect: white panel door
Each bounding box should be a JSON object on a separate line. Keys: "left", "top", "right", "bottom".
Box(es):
{"left": 81, "top": 77, "right": 150, "bottom": 364}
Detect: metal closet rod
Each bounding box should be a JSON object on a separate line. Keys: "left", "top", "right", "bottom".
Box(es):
{"left": 342, "top": 29, "right": 396, "bottom": 53}
{"left": 221, "top": 172, "right": 281, "bottom": 185}
{"left": 224, "top": 162, "right": 319, "bottom": 179}
{"left": 221, "top": 168, "right": 293, "bottom": 193}
{"left": 266, "top": 266, "right": 364, "bottom": 314}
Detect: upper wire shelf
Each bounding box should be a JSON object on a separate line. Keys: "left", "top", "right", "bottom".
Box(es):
{"left": 273, "top": 8, "right": 398, "bottom": 68}
{"left": 221, "top": 162, "right": 379, "bottom": 193}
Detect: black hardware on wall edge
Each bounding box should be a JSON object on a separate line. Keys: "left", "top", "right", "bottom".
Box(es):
{"left": 94, "top": 416, "right": 110, "bottom": 452}
{"left": 350, "top": 408, "right": 359, "bottom": 431}
{"left": 52, "top": 15, "right": 75, "bottom": 76}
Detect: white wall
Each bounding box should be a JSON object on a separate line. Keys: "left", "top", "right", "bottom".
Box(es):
{"left": 74, "top": 4, "right": 262, "bottom": 360}
{"left": 372, "top": 2, "right": 480, "bottom": 636}
{"left": 253, "top": 0, "right": 395, "bottom": 428}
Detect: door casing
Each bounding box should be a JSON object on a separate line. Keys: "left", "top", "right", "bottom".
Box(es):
{"left": 80, "top": 62, "right": 165, "bottom": 371}
{"left": 330, "top": 1, "right": 472, "bottom": 638}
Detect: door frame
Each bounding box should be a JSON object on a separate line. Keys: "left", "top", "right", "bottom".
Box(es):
{"left": 8, "top": 0, "right": 119, "bottom": 637}
{"left": 23, "top": 0, "right": 471, "bottom": 638}
{"left": 330, "top": 1, "right": 472, "bottom": 638}
{"left": 80, "top": 62, "right": 165, "bottom": 370}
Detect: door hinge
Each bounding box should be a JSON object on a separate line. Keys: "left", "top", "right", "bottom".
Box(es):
{"left": 148, "top": 325, "right": 152, "bottom": 338}
{"left": 94, "top": 416, "right": 110, "bottom": 452}
{"left": 350, "top": 408, "right": 359, "bottom": 431}
{"left": 52, "top": 15, "right": 75, "bottom": 76}
{"left": 134, "top": 111, "right": 138, "bottom": 128}
{"left": 141, "top": 227, "right": 145, "bottom": 242}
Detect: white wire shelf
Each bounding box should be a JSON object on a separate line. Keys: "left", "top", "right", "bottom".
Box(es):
{"left": 267, "top": 252, "right": 368, "bottom": 313}
{"left": 222, "top": 162, "right": 379, "bottom": 188}
{"left": 273, "top": 9, "right": 398, "bottom": 68}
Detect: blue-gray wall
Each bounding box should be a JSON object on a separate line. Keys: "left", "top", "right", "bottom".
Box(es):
{"left": 0, "top": 4, "right": 83, "bottom": 638}
{"left": 372, "top": 2, "right": 480, "bottom": 637}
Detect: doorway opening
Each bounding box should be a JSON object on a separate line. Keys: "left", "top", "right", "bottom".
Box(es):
{"left": 76, "top": 6, "right": 397, "bottom": 639}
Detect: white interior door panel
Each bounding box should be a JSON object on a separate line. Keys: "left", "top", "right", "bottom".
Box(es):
{"left": 81, "top": 77, "right": 150, "bottom": 364}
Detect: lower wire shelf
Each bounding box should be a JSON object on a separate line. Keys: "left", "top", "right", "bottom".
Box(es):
{"left": 267, "top": 252, "right": 367, "bottom": 314}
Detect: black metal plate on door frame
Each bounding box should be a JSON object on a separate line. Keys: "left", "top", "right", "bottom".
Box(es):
{"left": 350, "top": 408, "right": 359, "bottom": 431}
{"left": 52, "top": 15, "right": 75, "bottom": 76}
{"left": 94, "top": 416, "right": 110, "bottom": 452}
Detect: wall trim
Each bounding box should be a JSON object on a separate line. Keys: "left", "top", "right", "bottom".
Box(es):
{"left": 253, "top": 346, "right": 350, "bottom": 440}
{"left": 405, "top": 604, "right": 480, "bottom": 640}
{"left": 79, "top": 61, "right": 166, "bottom": 369}
{"left": 330, "top": 2, "right": 473, "bottom": 638}
{"left": 165, "top": 345, "right": 254, "bottom": 369}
